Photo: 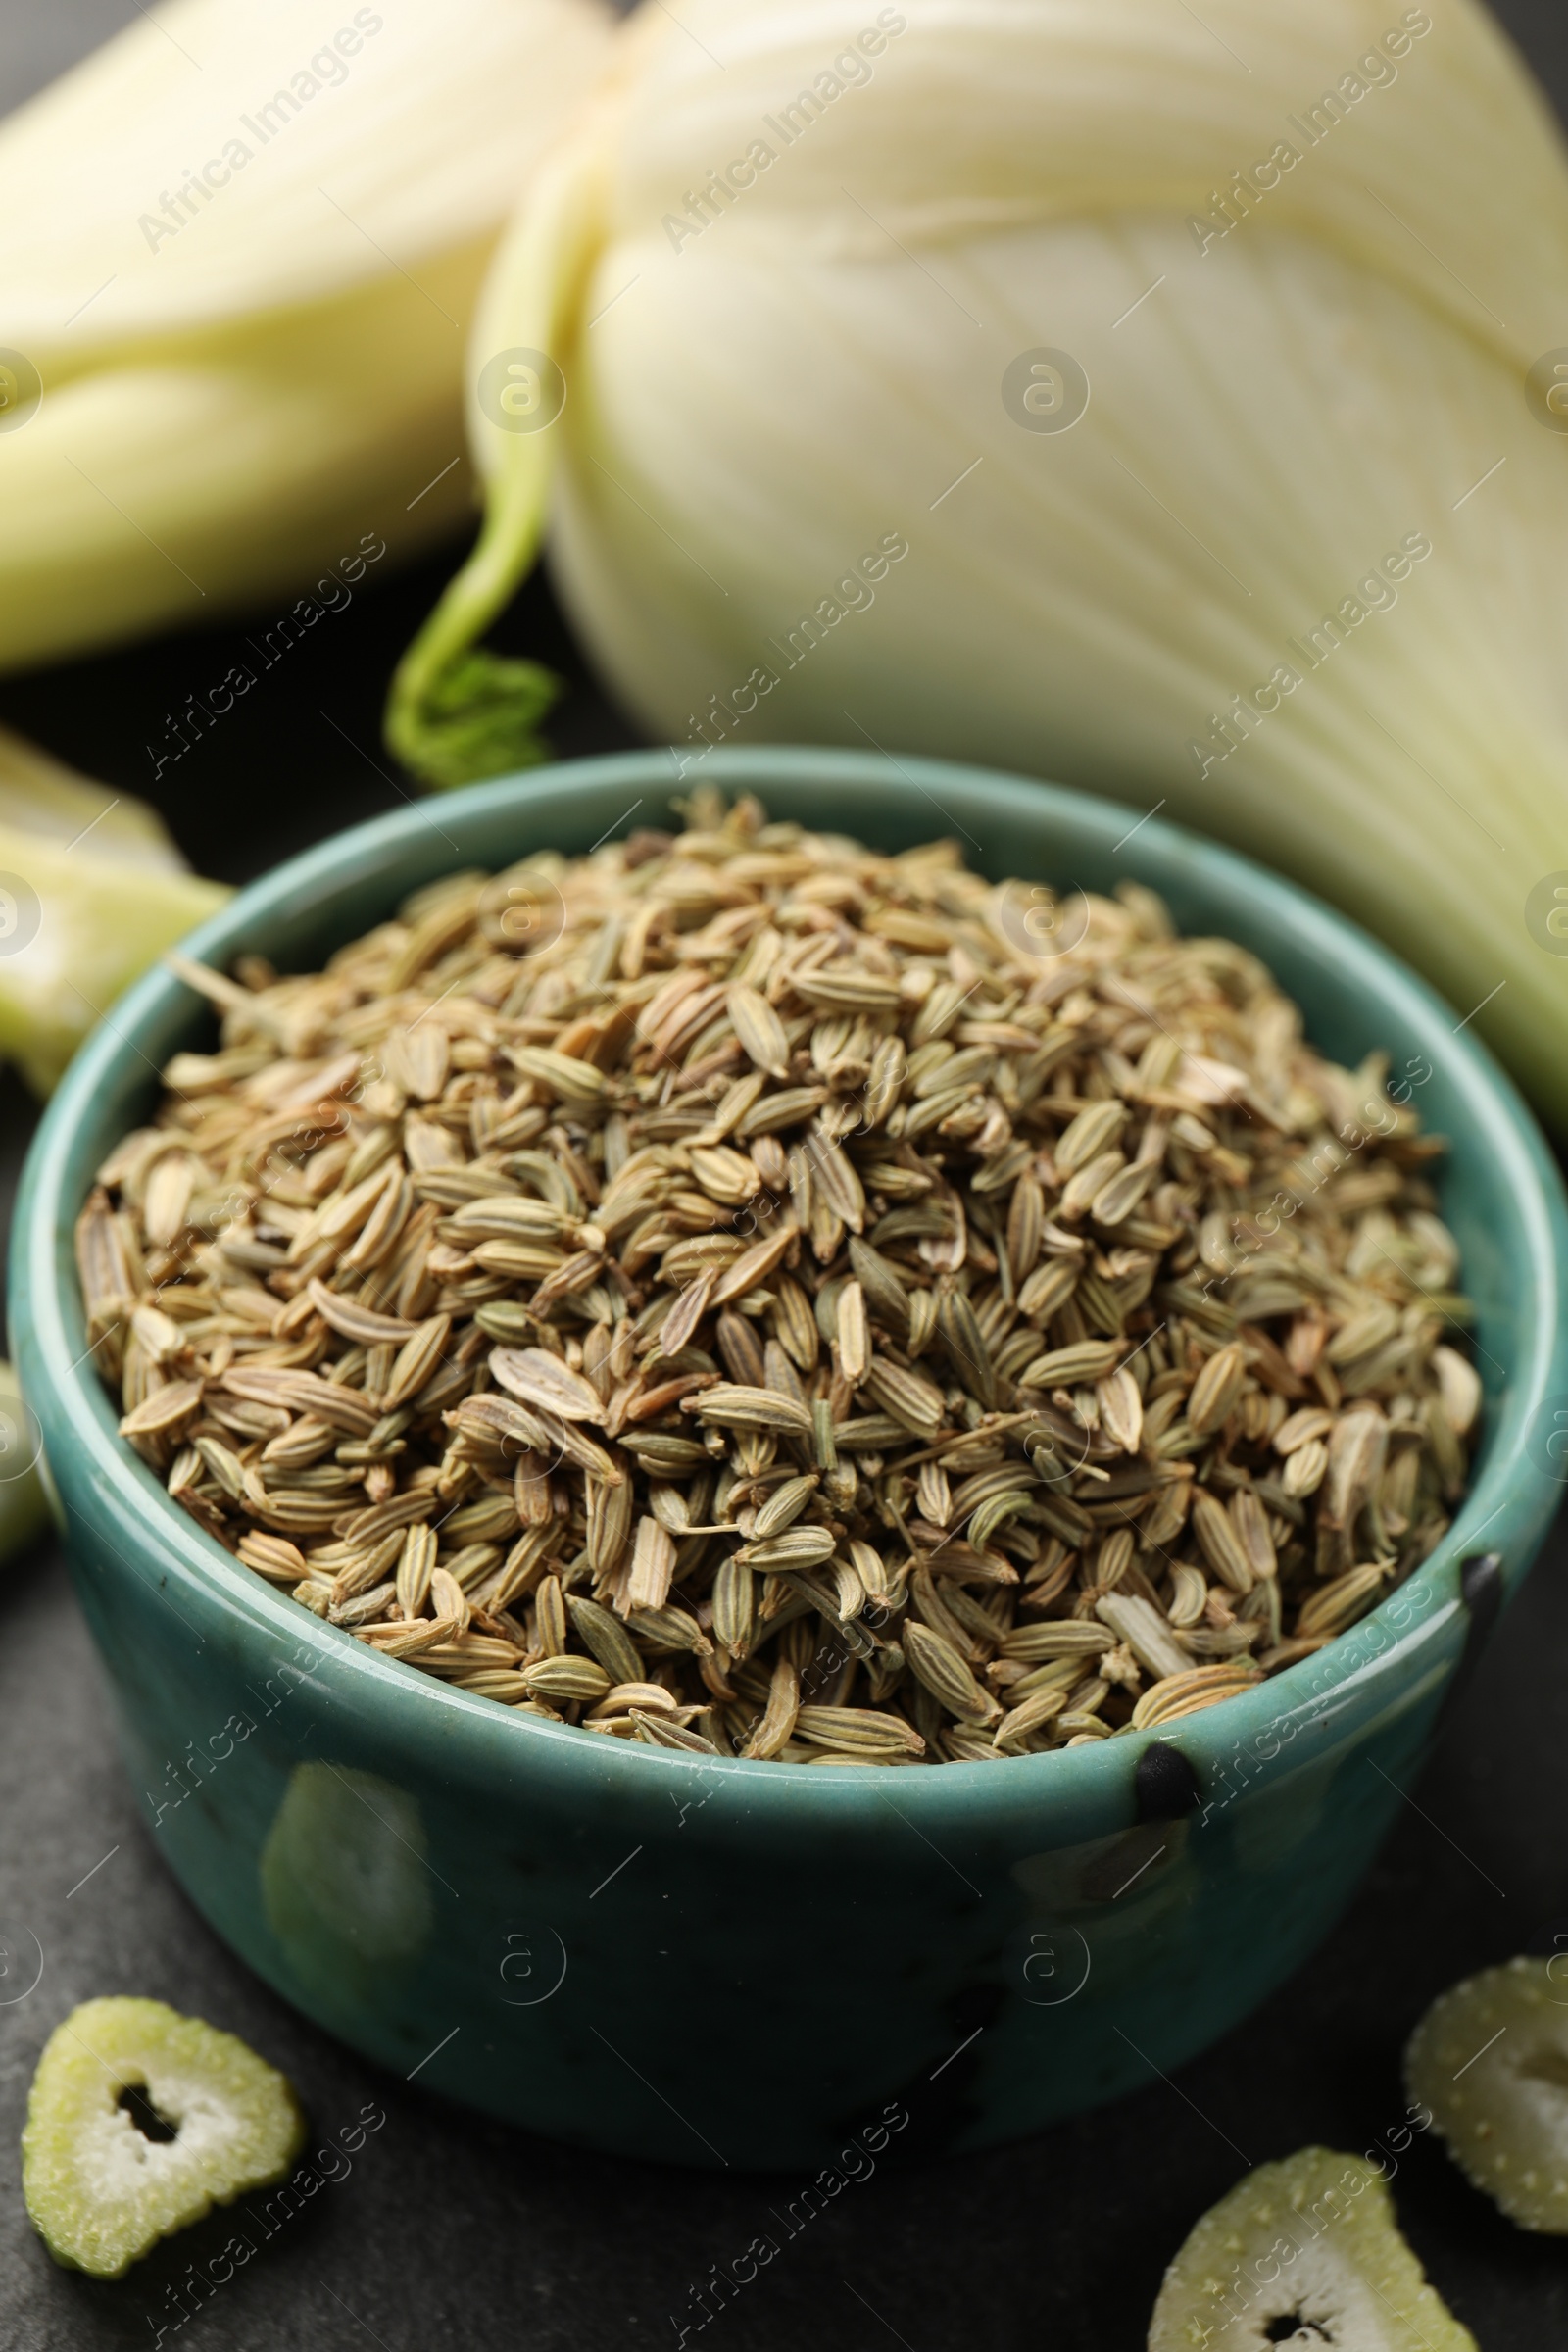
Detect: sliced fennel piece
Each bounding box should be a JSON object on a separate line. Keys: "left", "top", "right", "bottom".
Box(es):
{"left": 1149, "top": 2147, "right": 1476, "bottom": 2351}
{"left": 1406, "top": 1956, "right": 1568, "bottom": 2232}
{"left": 23, "top": 1997, "right": 305, "bottom": 2278}
{"left": 0, "top": 724, "right": 188, "bottom": 868}
{"left": 0, "top": 728, "right": 228, "bottom": 1092}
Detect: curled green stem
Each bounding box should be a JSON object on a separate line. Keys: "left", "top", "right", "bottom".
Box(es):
{"left": 385, "top": 115, "right": 612, "bottom": 791}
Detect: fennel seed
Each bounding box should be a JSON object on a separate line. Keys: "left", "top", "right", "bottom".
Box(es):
{"left": 79, "top": 787, "right": 1477, "bottom": 1764}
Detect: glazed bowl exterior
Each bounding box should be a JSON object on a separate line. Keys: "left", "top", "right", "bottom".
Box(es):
{"left": 14, "top": 747, "right": 1568, "bottom": 2168}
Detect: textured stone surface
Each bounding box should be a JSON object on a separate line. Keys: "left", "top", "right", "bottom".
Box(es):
{"left": 1, "top": 4, "right": 1564, "bottom": 2340}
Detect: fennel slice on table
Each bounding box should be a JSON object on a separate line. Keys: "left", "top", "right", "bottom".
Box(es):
{"left": 23, "top": 1996, "right": 305, "bottom": 2278}
{"left": 1148, "top": 2146, "right": 1476, "bottom": 2351}
{"left": 1406, "top": 1955, "right": 1568, "bottom": 2232}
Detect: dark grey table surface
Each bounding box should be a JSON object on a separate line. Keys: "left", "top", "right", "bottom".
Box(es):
{"left": 3, "top": 6, "right": 1567, "bottom": 2347}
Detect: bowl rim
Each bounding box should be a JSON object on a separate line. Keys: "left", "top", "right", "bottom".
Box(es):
{"left": 16, "top": 743, "right": 1568, "bottom": 1825}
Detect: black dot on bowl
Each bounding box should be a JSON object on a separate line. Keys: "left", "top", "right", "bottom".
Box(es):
{"left": 1134, "top": 1740, "right": 1200, "bottom": 1822}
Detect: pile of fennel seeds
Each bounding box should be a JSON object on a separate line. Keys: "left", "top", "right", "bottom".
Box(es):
{"left": 77, "top": 789, "right": 1478, "bottom": 1766}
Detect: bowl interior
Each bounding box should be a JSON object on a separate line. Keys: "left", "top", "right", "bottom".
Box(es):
{"left": 19, "top": 744, "right": 1568, "bottom": 1802}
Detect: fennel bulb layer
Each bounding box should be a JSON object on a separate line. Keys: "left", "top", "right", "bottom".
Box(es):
{"left": 392, "top": 0, "right": 1568, "bottom": 1127}
{"left": 0, "top": 0, "right": 613, "bottom": 670}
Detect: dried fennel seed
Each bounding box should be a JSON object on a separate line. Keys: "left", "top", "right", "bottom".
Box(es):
{"left": 78, "top": 790, "right": 1479, "bottom": 1766}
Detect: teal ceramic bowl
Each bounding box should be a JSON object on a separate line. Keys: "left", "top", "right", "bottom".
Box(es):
{"left": 14, "top": 747, "right": 1568, "bottom": 2170}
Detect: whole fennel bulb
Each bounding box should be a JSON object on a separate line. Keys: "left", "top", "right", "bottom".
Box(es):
{"left": 0, "top": 0, "right": 612, "bottom": 673}
{"left": 390, "top": 0, "right": 1568, "bottom": 1127}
